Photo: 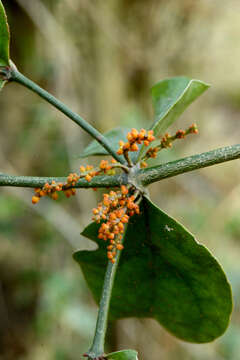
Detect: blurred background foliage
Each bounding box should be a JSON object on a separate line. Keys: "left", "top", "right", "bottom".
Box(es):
{"left": 0, "top": 0, "right": 240, "bottom": 359}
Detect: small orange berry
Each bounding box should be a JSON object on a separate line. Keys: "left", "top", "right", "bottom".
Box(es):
{"left": 80, "top": 166, "right": 86, "bottom": 172}
{"left": 144, "top": 140, "right": 150, "bottom": 147}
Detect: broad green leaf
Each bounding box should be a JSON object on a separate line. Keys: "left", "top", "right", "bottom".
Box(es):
{"left": 0, "top": 0, "right": 10, "bottom": 66}
{"left": 106, "top": 349, "right": 138, "bottom": 360}
{"left": 137, "top": 77, "right": 209, "bottom": 161}
{"left": 79, "top": 127, "right": 131, "bottom": 158}
{"left": 151, "top": 77, "right": 209, "bottom": 136}
{"left": 74, "top": 197, "right": 232, "bottom": 343}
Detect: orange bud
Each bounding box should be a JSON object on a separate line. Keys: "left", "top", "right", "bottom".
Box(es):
{"left": 117, "top": 148, "right": 123, "bottom": 155}
{"left": 127, "top": 132, "right": 133, "bottom": 141}
{"left": 116, "top": 244, "right": 124, "bottom": 250}
{"left": 39, "top": 190, "right": 46, "bottom": 197}
{"left": 131, "top": 128, "right": 139, "bottom": 138}
{"left": 64, "top": 190, "right": 72, "bottom": 198}
{"left": 141, "top": 161, "right": 148, "bottom": 168}
{"left": 109, "top": 213, "right": 117, "bottom": 221}
{"left": 130, "top": 143, "right": 139, "bottom": 152}
{"left": 139, "top": 129, "right": 146, "bottom": 140}
{"left": 51, "top": 192, "right": 58, "bottom": 200}
{"left": 80, "top": 166, "right": 86, "bottom": 172}
{"left": 123, "top": 142, "right": 130, "bottom": 150}
{"left": 85, "top": 174, "right": 92, "bottom": 182}
{"left": 121, "top": 215, "right": 129, "bottom": 223}
{"left": 32, "top": 196, "right": 40, "bottom": 204}
{"left": 107, "top": 252, "right": 113, "bottom": 259}
{"left": 86, "top": 165, "right": 93, "bottom": 171}
{"left": 144, "top": 140, "right": 150, "bottom": 147}
{"left": 121, "top": 185, "right": 128, "bottom": 195}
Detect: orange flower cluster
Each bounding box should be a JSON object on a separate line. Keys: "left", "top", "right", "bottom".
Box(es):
{"left": 32, "top": 180, "right": 65, "bottom": 204}
{"left": 92, "top": 185, "right": 140, "bottom": 263}
{"left": 32, "top": 159, "right": 117, "bottom": 204}
{"left": 144, "top": 123, "right": 198, "bottom": 162}
{"left": 117, "top": 128, "right": 155, "bottom": 156}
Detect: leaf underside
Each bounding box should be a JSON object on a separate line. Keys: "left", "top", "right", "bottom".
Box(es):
{"left": 105, "top": 349, "right": 138, "bottom": 360}
{"left": 79, "top": 127, "right": 131, "bottom": 158}
{"left": 74, "top": 197, "right": 232, "bottom": 343}
{"left": 0, "top": 0, "right": 10, "bottom": 66}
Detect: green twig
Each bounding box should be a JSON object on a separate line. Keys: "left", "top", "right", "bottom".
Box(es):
{"left": 1, "top": 144, "right": 240, "bottom": 189}
{"left": 0, "top": 174, "right": 127, "bottom": 189}
{"left": 87, "top": 251, "right": 122, "bottom": 359}
{"left": 139, "top": 144, "right": 240, "bottom": 186}
{"left": 8, "top": 66, "right": 124, "bottom": 164}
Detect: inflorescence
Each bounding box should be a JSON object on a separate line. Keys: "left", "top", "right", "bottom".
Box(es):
{"left": 140, "top": 123, "right": 198, "bottom": 167}
{"left": 92, "top": 185, "right": 140, "bottom": 263}
{"left": 32, "top": 159, "right": 118, "bottom": 204}
{"left": 117, "top": 128, "right": 156, "bottom": 166}
{"left": 31, "top": 125, "right": 198, "bottom": 262}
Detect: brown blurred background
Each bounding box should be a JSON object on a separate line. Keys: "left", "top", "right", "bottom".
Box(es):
{"left": 0, "top": 0, "right": 240, "bottom": 359}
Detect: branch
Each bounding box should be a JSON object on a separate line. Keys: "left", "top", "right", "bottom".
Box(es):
{"left": 139, "top": 144, "right": 240, "bottom": 186}
{"left": 87, "top": 253, "right": 121, "bottom": 359}
{"left": 0, "top": 174, "right": 127, "bottom": 188}
{"left": 8, "top": 66, "right": 124, "bottom": 164}
{"left": 0, "top": 144, "right": 240, "bottom": 190}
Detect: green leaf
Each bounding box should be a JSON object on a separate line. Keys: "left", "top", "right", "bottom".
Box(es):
{"left": 151, "top": 77, "right": 209, "bottom": 136}
{"left": 0, "top": 0, "right": 10, "bottom": 66}
{"left": 74, "top": 197, "right": 232, "bottom": 343}
{"left": 105, "top": 349, "right": 138, "bottom": 360}
{"left": 79, "top": 127, "right": 131, "bottom": 158}
{"left": 0, "top": 78, "right": 5, "bottom": 91}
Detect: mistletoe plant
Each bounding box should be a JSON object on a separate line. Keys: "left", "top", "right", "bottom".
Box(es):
{"left": 0, "top": 2, "right": 239, "bottom": 359}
